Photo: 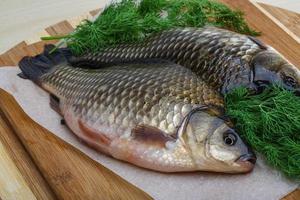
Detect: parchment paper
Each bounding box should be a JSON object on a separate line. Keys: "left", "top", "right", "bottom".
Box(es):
{"left": 0, "top": 67, "right": 298, "bottom": 200}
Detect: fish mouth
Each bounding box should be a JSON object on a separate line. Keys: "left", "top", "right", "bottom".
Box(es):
{"left": 250, "top": 82, "right": 300, "bottom": 97}
{"left": 235, "top": 153, "right": 256, "bottom": 172}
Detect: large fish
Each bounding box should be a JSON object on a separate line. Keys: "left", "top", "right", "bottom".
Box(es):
{"left": 70, "top": 26, "right": 300, "bottom": 94}
{"left": 19, "top": 45, "right": 255, "bottom": 173}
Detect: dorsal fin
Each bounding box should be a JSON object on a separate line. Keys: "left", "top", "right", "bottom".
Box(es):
{"left": 248, "top": 36, "right": 268, "bottom": 50}
{"left": 69, "top": 57, "right": 174, "bottom": 69}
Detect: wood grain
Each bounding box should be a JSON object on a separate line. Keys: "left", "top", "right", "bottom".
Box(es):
{"left": 0, "top": 89, "right": 152, "bottom": 200}
{"left": 0, "top": 115, "right": 56, "bottom": 199}
{"left": 253, "top": 2, "right": 300, "bottom": 43}
{"left": 0, "top": 137, "right": 36, "bottom": 200}
{"left": 220, "top": 0, "right": 300, "bottom": 68}
{"left": 282, "top": 189, "right": 300, "bottom": 200}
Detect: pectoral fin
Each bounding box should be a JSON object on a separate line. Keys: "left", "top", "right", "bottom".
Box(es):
{"left": 131, "top": 124, "right": 176, "bottom": 147}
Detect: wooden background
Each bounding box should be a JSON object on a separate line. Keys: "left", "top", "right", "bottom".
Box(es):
{"left": 0, "top": 0, "right": 299, "bottom": 199}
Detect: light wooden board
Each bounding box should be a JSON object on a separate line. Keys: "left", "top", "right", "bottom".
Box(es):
{"left": 0, "top": 138, "right": 36, "bottom": 200}
{"left": 252, "top": 1, "right": 300, "bottom": 43}
{"left": 0, "top": 113, "right": 56, "bottom": 199}
{"left": 255, "top": 0, "right": 300, "bottom": 14}
{"left": 0, "top": 1, "right": 299, "bottom": 199}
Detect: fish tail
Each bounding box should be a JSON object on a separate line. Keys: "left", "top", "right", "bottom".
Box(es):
{"left": 18, "top": 44, "right": 72, "bottom": 81}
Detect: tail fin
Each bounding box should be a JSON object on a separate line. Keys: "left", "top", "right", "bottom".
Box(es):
{"left": 18, "top": 44, "right": 72, "bottom": 81}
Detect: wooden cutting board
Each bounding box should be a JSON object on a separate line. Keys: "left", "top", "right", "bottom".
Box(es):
{"left": 0, "top": 1, "right": 299, "bottom": 199}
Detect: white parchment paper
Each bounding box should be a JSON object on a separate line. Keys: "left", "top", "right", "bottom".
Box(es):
{"left": 0, "top": 67, "right": 298, "bottom": 200}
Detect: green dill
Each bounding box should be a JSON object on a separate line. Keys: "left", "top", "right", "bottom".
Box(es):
{"left": 225, "top": 86, "right": 300, "bottom": 179}
{"left": 42, "top": 0, "right": 259, "bottom": 55}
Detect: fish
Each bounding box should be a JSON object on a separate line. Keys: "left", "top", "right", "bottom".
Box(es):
{"left": 18, "top": 45, "right": 256, "bottom": 173}
{"left": 70, "top": 26, "right": 300, "bottom": 95}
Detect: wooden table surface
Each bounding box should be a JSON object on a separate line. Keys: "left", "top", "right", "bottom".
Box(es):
{"left": 0, "top": 1, "right": 299, "bottom": 199}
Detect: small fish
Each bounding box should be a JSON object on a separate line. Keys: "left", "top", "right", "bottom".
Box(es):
{"left": 70, "top": 26, "right": 300, "bottom": 94}
{"left": 19, "top": 45, "right": 255, "bottom": 173}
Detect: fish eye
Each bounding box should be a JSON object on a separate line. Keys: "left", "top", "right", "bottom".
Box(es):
{"left": 284, "top": 75, "right": 297, "bottom": 87}
{"left": 223, "top": 130, "right": 237, "bottom": 146}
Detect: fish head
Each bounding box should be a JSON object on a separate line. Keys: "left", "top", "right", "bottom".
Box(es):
{"left": 251, "top": 48, "right": 300, "bottom": 95}
{"left": 179, "top": 106, "right": 256, "bottom": 173}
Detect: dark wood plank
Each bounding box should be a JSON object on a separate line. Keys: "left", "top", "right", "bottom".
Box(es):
{"left": 282, "top": 189, "right": 300, "bottom": 200}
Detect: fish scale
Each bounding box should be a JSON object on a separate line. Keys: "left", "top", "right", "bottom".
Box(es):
{"left": 71, "top": 26, "right": 264, "bottom": 93}
{"left": 41, "top": 63, "right": 223, "bottom": 137}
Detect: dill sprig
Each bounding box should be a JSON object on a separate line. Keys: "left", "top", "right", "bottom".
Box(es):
{"left": 225, "top": 86, "right": 300, "bottom": 179}
{"left": 42, "top": 0, "right": 259, "bottom": 55}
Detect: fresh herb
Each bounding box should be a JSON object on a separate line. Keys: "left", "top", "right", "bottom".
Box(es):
{"left": 225, "top": 86, "right": 300, "bottom": 179}
{"left": 42, "top": 0, "right": 259, "bottom": 55}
